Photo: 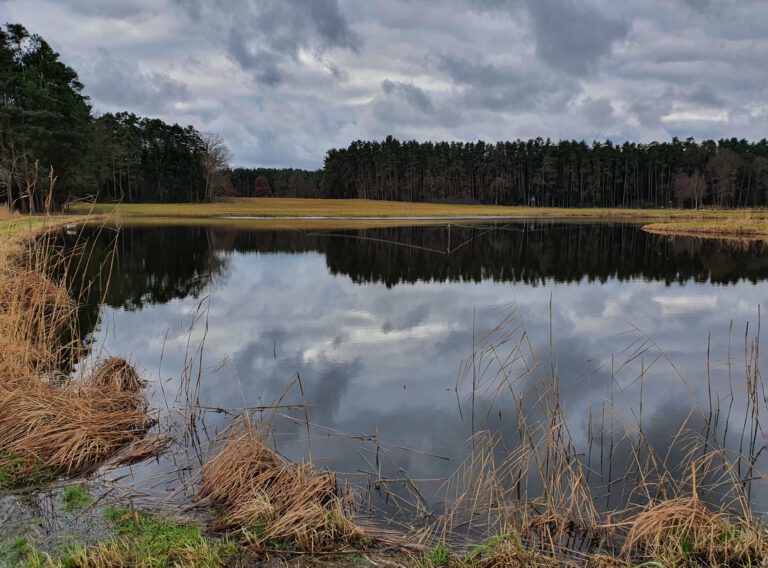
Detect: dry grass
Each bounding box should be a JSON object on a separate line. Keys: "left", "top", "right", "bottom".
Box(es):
{"left": 0, "top": 223, "right": 153, "bottom": 487}
{"left": 0, "top": 357, "right": 152, "bottom": 481}
{"left": 66, "top": 197, "right": 752, "bottom": 221}
{"left": 113, "top": 433, "right": 174, "bottom": 467}
{"left": 644, "top": 216, "right": 768, "bottom": 238}
{"left": 622, "top": 496, "right": 763, "bottom": 566}
{"left": 196, "top": 418, "right": 363, "bottom": 552}
{"left": 66, "top": 198, "right": 768, "bottom": 238}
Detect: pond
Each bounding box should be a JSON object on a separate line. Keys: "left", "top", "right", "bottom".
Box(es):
{"left": 56, "top": 219, "right": 768, "bottom": 530}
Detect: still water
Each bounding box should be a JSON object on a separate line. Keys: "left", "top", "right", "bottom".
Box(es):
{"left": 60, "top": 220, "right": 768, "bottom": 521}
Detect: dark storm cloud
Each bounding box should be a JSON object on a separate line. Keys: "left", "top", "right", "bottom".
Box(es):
{"left": 436, "top": 53, "right": 578, "bottom": 112}
{"left": 226, "top": 28, "right": 283, "bottom": 86}
{"left": 4, "top": 0, "right": 768, "bottom": 167}
{"left": 524, "top": 0, "right": 629, "bottom": 75}
{"left": 172, "top": 0, "right": 360, "bottom": 85}
{"left": 381, "top": 79, "right": 434, "bottom": 114}
{"left": 579, "top": 96, "right": 616, "bottom": 130}
{"left": 472, "top": 0, "right": 629, "bottom": 75}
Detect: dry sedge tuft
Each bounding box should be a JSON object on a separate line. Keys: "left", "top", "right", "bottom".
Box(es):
{"left": 89, "top": 356, "right": 146, "bottom": 393}
{"left": 0, "top": 358, "right": 152, "bottom": 480}
{"left": 113, "top": 433, "right": 174, "bottom": 467}
{"left": 623, "top": 496, "right": 764, "bottom": 566}
{"left": 196, "top": 418, "right": 362, "bottom": 552}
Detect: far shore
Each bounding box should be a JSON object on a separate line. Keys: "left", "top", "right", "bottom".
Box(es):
{"left": 64, "top": 197, "right": 768, "bottom": 238}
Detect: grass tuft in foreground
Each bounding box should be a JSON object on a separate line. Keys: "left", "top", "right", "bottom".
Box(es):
{"left": 196, "top": 417, "right": 363, "bottom": 553}
{"left": 60, "top": 484, "right": 92, "bottom": 513}
{"left": 66, "top": 508, "right": 238, "bottom": 568}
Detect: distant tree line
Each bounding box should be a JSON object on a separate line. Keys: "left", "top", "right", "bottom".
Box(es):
{"left": 321, "top": 136, "right": 768, "bottom": 208}
{"left": 0, "top": 23, "right": 231, "bottom": 210}
{"left": 229, "top": 168, "right": 322, "bottom": 199}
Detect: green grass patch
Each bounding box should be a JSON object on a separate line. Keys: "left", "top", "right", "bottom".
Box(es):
{"left": 67, "top": 507, "right": 236, "bottom": 567}
{"left": 3, "top": 509, "right": 238, "bottom": 567}
{"left": 418, "top": 542, "right": 452, "bottom": 567}
{"left": 0, "top": 537, "right": 45, "bottom": 567}
{"left": 0, "top": 452, "right": 58, "bottom": 491}
{"left": 60, "top": 484, "right": 92, "bottom": 513}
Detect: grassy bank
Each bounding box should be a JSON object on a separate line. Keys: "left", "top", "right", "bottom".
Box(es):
{"left": 643, "top": 216, "right": 768, "bottom": 238}
{"left": 68, "top": 198, "right": 768, "bottom": 238}
{"left": 0, "top": 212, "right": 91, "bottom": 238}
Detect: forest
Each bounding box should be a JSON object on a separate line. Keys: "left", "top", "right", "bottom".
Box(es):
{"left": 0, "top": 23, "right": 233, "bottom": 209}
{"left": 229, "top": 167, "right": 322, "bottom": 198}
{"left": 320, "top": 136, "right": 768, "bottom": 208}
{"left": 4, "top": 21, "right": 768, "bottom": 210}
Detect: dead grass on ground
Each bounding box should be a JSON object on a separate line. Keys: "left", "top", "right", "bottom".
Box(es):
{"left": 196, "top": 418, "right": 363, "bottom": 552}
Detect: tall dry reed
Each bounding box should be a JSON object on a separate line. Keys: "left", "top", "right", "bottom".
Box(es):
{"left": 407, "top": 308, "right": 768, "bottom": 566}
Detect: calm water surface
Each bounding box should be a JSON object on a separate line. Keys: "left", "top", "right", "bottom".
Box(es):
{"left": 59, "top": 220, "right": 768, "bottom": 521}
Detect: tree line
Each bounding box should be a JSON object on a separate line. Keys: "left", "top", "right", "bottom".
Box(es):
{"left": 229, "top": 168, "right": 322, "bottom": 198}
{"left": 320, "top": 136, "right": 768, "bottom": 208}
{"left": 0, "top": 23, "right": 232, "bottom": 210}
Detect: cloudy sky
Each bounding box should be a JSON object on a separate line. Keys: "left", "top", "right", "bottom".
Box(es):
{"left": 5, "top": 0, "right": 768, "bottom": 168}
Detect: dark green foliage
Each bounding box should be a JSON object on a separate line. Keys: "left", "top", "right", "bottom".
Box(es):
{"left": 0, "top": 23, "right": 93, "bottom": 212}
{"left": 321, "top": 136, "right": 768, "bottom": 208}
{"left": 91, "top": 112, "right": 208, "bottom": 203}
{"left": 0, "top": 22, "right": 226, "bottom": 210}
{"left": 230, "top": 167, "right": 322, "bottom": 198}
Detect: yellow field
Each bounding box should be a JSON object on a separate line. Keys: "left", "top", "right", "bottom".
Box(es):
{"left": 67, "top": 197, "right": 713, "bottom": 219}
{"left": 64, "top": 198, "right": 768, "bottom": 237}
{"left": 0, "top": 209, "right": 96, "bottom": 237}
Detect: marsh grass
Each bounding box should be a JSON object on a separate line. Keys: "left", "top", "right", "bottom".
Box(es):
{"left": 65, "top": 508, "right": 237, "bottom": 568}
{"left": 61, "top": 483, "right": 92, "bottom": 512}
{"left": 3, "top": 509, "right": 237, "bottom": 567}
{"left": 67, "top": 197, "right": 768, "bottom": 237}
{"left": 195, "top": 417, "right": 363, "bottom": 553}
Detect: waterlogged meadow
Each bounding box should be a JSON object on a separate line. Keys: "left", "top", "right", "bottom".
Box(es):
{"left": 3, "top": 219, "right": 768, "bottom": 566}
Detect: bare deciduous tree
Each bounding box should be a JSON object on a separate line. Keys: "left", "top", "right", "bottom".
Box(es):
{"left": 673, "top": 171, "right": 707, "bottom": 209}
{"left": 201, "top": 132, "right": 231, "bottom": 202}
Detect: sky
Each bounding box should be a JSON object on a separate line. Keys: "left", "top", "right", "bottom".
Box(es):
{"left": 4, "top": 0, "right": 768, "bottom": 168}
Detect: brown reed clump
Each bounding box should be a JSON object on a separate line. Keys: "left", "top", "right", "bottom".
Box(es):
{"left": 0, "top": 358, "right": 153, "bottom": 483}
{"left": 89, "top": 357, "right": 146, "bottom": 393}
{"left": 196, "top": 419, "right": 363, "bottom": 552}
{"left": 0, "top": 230, "right": 153, "bottom": 486}
{"left": 113, "top": 433, "right": 174, "bottom": 467}
{"left": 622, "top": 496, "right": 764, "bottom": 567}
